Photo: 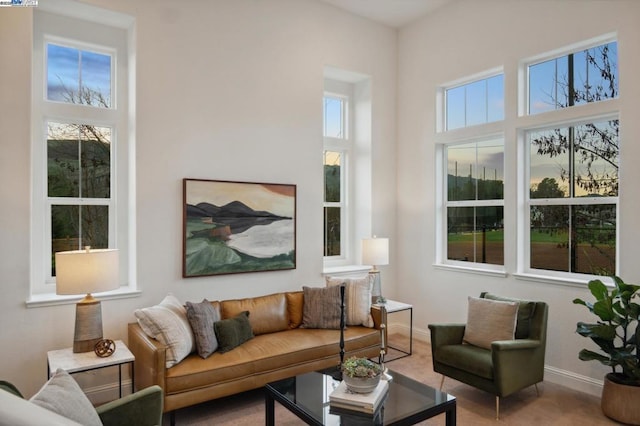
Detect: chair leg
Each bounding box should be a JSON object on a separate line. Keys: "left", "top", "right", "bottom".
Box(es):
{"left": 535, "top": 383, "right": 540, "bottom": 397}
{"left": 439, "top": 375, "right": 445, "bottom": 390}
{"left": 495, "top": 396, "right": 500, "bottom": 420}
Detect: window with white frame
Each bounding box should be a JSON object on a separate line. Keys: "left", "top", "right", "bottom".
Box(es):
{"left": 323, "top": 94, "right": 348, "bottom": 258}
{"left": 445, "top": 138, "right": 505, "bottom": 266}
{"left": 30, "top": 8, "right": 133, "bottom": 300}
{"left": 438, "top": 71, "right": 505, "bottom": 270}
{"left": 524, "top": 39, "right": 618, "bottom": 278}
{"left": 445, "top": 74, "right": 504, "bottom": 131}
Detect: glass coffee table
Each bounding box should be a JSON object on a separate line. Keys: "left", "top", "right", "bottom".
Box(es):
{"left": 265, "top": 368, "right": 456, "bottom": 425}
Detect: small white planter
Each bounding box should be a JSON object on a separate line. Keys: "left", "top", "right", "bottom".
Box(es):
{"left": 343, "top": 374, "right": 381, "bottom": 393}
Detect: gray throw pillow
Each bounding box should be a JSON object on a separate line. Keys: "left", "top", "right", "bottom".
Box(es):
{"left": 301, "top": 285, "right": 342, "bottom": 329}
{"left": 30, "top": 368, "right": 102, "bottom": 426}
{"left": 186, "top": 299, "right": 221, "bottom": 358}
{"left": 463, "top": 297, "right": 518, "bottom": 349}
{"left": 214, "top": 311, "right": 254, "bottom": 353}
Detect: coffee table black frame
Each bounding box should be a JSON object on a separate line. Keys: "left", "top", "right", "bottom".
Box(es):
{"left": 264, "top": 368, "right": 456, "bottom": 426}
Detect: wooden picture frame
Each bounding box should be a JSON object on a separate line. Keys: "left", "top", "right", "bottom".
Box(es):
{"left": 183, "top": 178, "right": 296, "bottom": 277}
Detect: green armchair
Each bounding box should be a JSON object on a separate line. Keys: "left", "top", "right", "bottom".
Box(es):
{"left": 428, "top": 292, "right": 548, "bottom": 419}
{"left": 0, "top": 378, "right": 163, "bottom": 426}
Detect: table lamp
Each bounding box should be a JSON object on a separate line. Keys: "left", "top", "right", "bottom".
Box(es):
{"left": 55, "top": 246, "right": 119, "bottom": 353}
{"left": 362, "top": 236, "right": 389, "bottom": 303}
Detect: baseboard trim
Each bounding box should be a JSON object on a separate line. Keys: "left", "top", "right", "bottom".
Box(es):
{"left": 84, "top": 379, "right": 133, "bottom": 405}
{"left": 543, "top": 365, "right": 603, "bottom": 397}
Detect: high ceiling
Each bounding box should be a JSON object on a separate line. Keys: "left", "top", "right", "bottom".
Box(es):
{"left": 317, "top": 0, "right": 454, "bottom": 28}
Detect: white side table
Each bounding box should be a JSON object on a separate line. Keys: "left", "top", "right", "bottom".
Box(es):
{"left": 47, "top": 339, "right": 135, "bottom": 398}
{"left": 373, "top": 300, "right": 413, "bottom": 361}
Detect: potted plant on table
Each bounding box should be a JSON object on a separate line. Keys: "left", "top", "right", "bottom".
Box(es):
{"left": 573, "top": 276, "right": 640, "bottom": 425}
{"left": 341, "top": 356, "right": 382, "bottom": 393}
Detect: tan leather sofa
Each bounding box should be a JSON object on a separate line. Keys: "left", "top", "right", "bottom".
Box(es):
{"left": 128, "top": 291, "right": 382, "bottom": 419}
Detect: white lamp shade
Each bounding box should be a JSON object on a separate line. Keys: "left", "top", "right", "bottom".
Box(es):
{"left": 362, "top": 237, "right": 389, "bottom": 266}
{"left": 55, "top": 248, "right": 119, "bottom": 295}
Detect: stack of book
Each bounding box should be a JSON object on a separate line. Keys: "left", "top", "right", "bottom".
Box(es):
{"left": 329, "top": 379, "right": 389, "bottom": 414}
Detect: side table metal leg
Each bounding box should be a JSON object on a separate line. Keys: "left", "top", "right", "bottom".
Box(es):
{"left": 265, "top": 391, "right": 275, "bottom": 426}
{"left": 118, "top": 364, "right": 123, "bottom": 398}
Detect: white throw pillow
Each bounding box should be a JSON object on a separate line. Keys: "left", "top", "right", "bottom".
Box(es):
{"left": 30, "top": 368, "right": 102, "bottom": 426}
{"left": 463, "top": 296, "right": 518, "bottom": 349}
{"left": 326, "top": 275, "right": 374, "bottom": 328}
{"left": 134, "top": 294, "right": 195, "bottom": 368}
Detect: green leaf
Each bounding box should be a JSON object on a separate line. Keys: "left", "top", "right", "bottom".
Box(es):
{"left": 589, "top": 279, "right": 609, "bottom": 301}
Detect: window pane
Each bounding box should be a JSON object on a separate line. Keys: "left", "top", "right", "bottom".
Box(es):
{"left": 445, "top": 74, "right": 504, "bottom": 131}
{"left": 529, "top": 128, "right": 569, "bottom": 199}
{"left": 465, "top": 80, "right": 486, "bottom": 127}
{"left": 476, "top": 139, "right": 504, "bottom": 200}
{"left": 530, "top": 121, "right": 618, "bottom": 199}
{"left": 51, "top": 204, "right": 108, "bottom": 276}
{"left": 48, "top": 122, "right": 80, "bottom": 197}
{"left": 448, "top": 139, "right": 503, "bottom": 201}
{"left": 324, "top": 151, "right": 341, "bottom": 203}
{"left": 530, "top": 204, "right": 615, "bottom": 275}
{"left": 324, "top": 206, "right": 341, "bottom": 256}
{"left": 530, "top": 205, "right": 570, "bottom": 271}
{"left": 447, "top": 142, "right": 476, "bottom": 201}
{"left": 80, "top": 125, "right": 111, "bottom": 198}
{"left": 447, "top": 206, "right": 503, "bottom": 264}
{"left": 446, "top": 86, "right": 465, "bottom": 130}
{"left": 48, "top": 122, "right": 111, "bottom": 198}
{"left": 529, "top": 41, "right": 617, "bottom": 115}
{"left": 573, "top": 120, "right": 619, "bottom": 197}
{"left": 47, "top": 43, "right": 112, "bottom": 108}
{"left": 323, "top": 96, "right": 344, "bottom": 138}
{"left": 573, "top": 204, "right": 616, "bottom": 275}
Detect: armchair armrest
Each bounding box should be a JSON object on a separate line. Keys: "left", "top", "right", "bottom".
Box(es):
{"left": 491, "top": 339, "right": 541, "bottom": 351}
{"left": 428, "top": 323, "right": 466, "bottom": 347}
{"left": 96, "top": 385, "right": 163, "bottom": 426}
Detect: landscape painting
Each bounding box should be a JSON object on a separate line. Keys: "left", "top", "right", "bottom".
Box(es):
{"left": 183, "top": 179, "right": 296, "bottom": 277}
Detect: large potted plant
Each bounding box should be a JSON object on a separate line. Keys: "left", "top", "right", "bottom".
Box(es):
{"left": 573, "top": 276, "right": 640, "bottom": 424}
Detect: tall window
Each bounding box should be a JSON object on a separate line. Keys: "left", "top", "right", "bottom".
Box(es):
{"left": 524, "top": 39, "right": 618, "bottom": 278}
{"left": 31, "top": 8, "right": 133, "bottom": 299}
{"left": 445, "top": 138, "right": 504, "bottom": 266}
{"left": 323, "top": 94, "right": 347, "bottom": 257}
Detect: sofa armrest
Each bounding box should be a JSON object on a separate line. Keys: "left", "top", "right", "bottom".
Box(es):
{"left": 127, "top": 323, "right": 166, "bottom": 393}
{"left": 428, "top": 323, "right": 466, "bottom": 348}
{"left": 96, "top": 385, "right": 163, "bottom": 426}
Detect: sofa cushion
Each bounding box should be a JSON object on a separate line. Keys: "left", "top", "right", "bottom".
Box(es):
{"left": 185, "top": 299, "right": 221, "bottom": 358}
{"left": 134, "top": 294, "right": 195, "bottom": 368}
{"left": 165, "top": 327, "right": 380, "bottom": 394}
{"left": 301, "top": 285, "right": 342, "bottom": 329}
{"left": 326, "top": 276, "right": 374, "bottom": 327}
{"left": 482, "top": 292, "right": 536, "bottom": 339}
{"left": 221, "top": 293, "right": 289, "bottom": 335}
{"left": 286, "top": 291, "right": 304, "bottom": 329}
{"left": 30, "top": 368, "right": 102, "bottom": 426}
{"left": 214, "top": 311, "right": 254, "bottom": 353}
{"left": 463, "top": 296, "right": 518, "bottom": 349}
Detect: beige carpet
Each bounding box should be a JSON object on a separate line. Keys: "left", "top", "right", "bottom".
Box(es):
{"left": 162, "top": 337, "right": 617, "bottom": 425}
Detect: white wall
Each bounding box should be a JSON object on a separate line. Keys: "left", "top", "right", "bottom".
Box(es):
{"left": 0, "top": 0, "right": 397, "bottom": 398}
{"left": 397, "top": 0, "right": 640, "bottom": 396}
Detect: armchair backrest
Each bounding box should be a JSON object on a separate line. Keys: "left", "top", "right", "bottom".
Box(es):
{"left": 480, "top": 292, "right": 548, "bottom": 344}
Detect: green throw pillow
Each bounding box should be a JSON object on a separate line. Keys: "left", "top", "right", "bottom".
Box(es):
{"left": 214, "top": 311, "right": 254, "bottom": 353}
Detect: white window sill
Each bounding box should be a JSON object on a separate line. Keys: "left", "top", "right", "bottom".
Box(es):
{"left": 26, "top": 286, "right": 141, "bottom": 308}
{"left": 433, "top": 263, "right": 507, "bottom": 278}
{"left": 323, "top": 265, "right": 372, "bottom": 276}
{"left": 513, "top": 272, "right": 607, "bottom": 288}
